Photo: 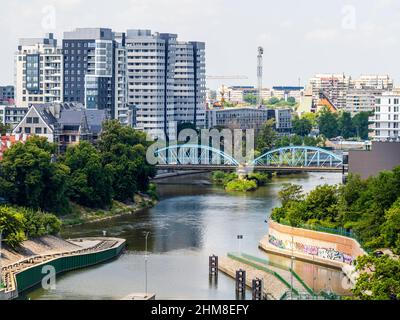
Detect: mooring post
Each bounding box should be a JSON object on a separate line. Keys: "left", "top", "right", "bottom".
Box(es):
{"left": 235, "top": 269, "right": 246, "bottom": 294}
{"left": 252, "top": 278, "right": 263, "bottom": 300}
{"left": 209, "top": 255, "right": 218, "bottom": 276}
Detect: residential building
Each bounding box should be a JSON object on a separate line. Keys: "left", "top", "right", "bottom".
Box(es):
{"left": 0, "top": 134, "right": 30, "bottom": 160}
{"left": 345, "top": 89, "right": 378, "bottom": 115}
{"left": 271, "top": 86, "right": 304, "bottom": 102}
{"left": 207, "top": 106, "right": 292, "bottom": 134}
{"left": 0, "top": 105, "right": 28, "bottom": 128}
{"left": 0, "top": 86, "right": 14, "bottom": 104}
{"left": 369, "top": 92, "right": 400, "bottom": 141}
{"left": 217, "top": 86, "right": 272, "bottom": 104}
{"left": 15, "top": 33, "right": 63, "bottom": 107}
{"left": 307, "top": 73, "right": 350, "bottom": 110}
{"left": 174, "top": 41, "right": 206, "bottom": 128}
{"left": 12, "top": 102, "right": 107, "bottom": 151}
{"left": 352, "top": 75, "right": 393, "bottom": 90}
{"left": 62, "top": 28, "right": 115, "bottom": 117}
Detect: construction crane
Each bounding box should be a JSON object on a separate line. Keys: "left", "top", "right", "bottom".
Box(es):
{"left": 257, "top": 47, "right": 264, "bottom": 106}
{"left": 206, "top": 75, "right": 248, "bottom": 80}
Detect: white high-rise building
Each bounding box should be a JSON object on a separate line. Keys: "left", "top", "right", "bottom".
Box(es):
{"left": 15, "top": 33, "right": 63, "bottom": 107}
{"left": 174, "top": 41, "right": 206, "bottom": 128}
{"left": 370, "top": 92, "right": 400, "bottom": 141}
{"left": 125, "top": 30, "right": 176, "bottom": 140}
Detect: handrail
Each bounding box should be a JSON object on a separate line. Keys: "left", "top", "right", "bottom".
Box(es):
{"left": 227, "top": 253, "right": 299, "bottom": 296}
{"left": 240, "top": 253, "right": 315, "bottom": 296}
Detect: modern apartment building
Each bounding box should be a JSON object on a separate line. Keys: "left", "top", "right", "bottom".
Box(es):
{"left": 62, "top": 28, "right": 116, "bottom": 118}
{"left": 217, "top": 86, "right": 272, "bottom": 104}
{"left": 369, "top": 92, "right": 400, "bottom": 141}
{"left": 174, "top": 41, "right": 206, "bottom": 128}
{"left": 271, "top": 86, "right": 304, "bottom": 102}
{"left": 125, "top": 30, "right": 176, "bottom": 140}
{"left": 353, "top": 75, "right": 393, "bottom": 90}
{"left": 0, "top": 86, "right": 14, "bottom": 103}
{"left": 207, "top": 106, "right": 292, "bottom": 134}
{"left": 15, "top": 33, "right": 63, "bottom": 107}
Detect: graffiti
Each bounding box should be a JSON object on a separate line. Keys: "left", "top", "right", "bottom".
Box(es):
{"left": 268, "top": 235, "right": 354, "bottom": 265}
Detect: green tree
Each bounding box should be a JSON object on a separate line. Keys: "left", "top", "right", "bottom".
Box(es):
{"left": 256, "top": 119, "right": 277, "bottom": 153}
{"left": 380, "top": 199, "right": 400, "bottom": 254}
{"left": 277, "top": 184, "right": 304, "bottom": 207}
{"left": 0, "top": 123, "right": 11, "bottom": 135}
{"left": 352, "top": 111, "right": 371, "bottom": 140}
{"left": 98, "top": 120, "right": 156, "bottom": 202}
{"left": 64, "top": 141, "right": 113, "bottom": 208}
{"left": 292, "top": 117, "right": 312, "bottom": 136}
{"left": 352, "top": 255, "right": 400, "bottom": 300}
{"left": 338, "top": 111, "right": 355, "bottom": 139}
{"left": 317, "top": 108, "right": 339, "bottom": 138}
{"left": 267, "top": 97, "right": 280, "bottom": 105}
{"left": 305, "top": 184, "right": 340, "bottom": 224}
{"left": 243, "top": 93, "right": 257, "bottom": 105}
{"left": 0, "top": 206, "right": 27, "bottom": 248}
{"left": 0, "top": 136, "right": 70, "bottom": 214}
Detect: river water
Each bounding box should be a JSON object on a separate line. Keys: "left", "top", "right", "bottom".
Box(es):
{"left": 27, "top": 172, "right": 350, "bottom": 300}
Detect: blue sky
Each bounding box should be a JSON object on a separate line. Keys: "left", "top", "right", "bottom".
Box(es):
{"left": 1, "top": 0, "right": 399, "bottom": 89}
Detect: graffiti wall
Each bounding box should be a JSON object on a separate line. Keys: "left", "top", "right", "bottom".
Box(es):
{"left": 268, "top": 235, "right": 354, "bottom": 264}
{"left": 266, "top": 220, "right": 365, "bottom": 266}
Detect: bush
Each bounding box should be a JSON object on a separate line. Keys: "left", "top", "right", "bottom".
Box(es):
{"left": 225, "top": 179, "right": 257, "bottom": 192}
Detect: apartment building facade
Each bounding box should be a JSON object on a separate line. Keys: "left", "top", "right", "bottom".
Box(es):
{"left": 0, "top": 86, "right": 14, "bottom": 103}
{"left": 369, "top": 92, "right": 400, "bottom": 141}
{"left": 15, "top": 33, "right": 63, "bottom": 107}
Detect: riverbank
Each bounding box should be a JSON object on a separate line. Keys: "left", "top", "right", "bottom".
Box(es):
{"left": 0, "top": 235, "right": 126, "bottom": 300}
{"left": 61, "top": 193, "right": 157, "bottom": 227}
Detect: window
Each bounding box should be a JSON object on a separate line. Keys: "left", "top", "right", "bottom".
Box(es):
{"left": 35, "top": 127, "right": 42, "bottom": 134}
{"left": 33, "top": 117, "right": 39, "bottom": 124}
{"left": 25, "top": 127, "right": 31, "bottom": 134}
{"left": 44, "top": 128, "right": 47, "bottom": 134}
{"left": 26, "top": 117, "right": 32, "bottom": 123}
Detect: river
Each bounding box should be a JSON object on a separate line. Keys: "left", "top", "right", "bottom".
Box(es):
{"left": 26, "top": 172, "right": 349, "bottom": 300}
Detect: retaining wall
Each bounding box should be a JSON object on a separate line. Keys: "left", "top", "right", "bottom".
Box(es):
{"left": 260, "top": 220, "right": 366, "bottom": 269}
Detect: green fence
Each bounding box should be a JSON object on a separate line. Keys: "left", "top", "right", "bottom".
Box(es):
{"left": 227, "top": 252, "right": 299, "bottom": 297}
{"left": 15, "top": 242, "right": 125, "bottom": 294}
{"left": 278, "top": 219, "right": 355, "bottom": 238}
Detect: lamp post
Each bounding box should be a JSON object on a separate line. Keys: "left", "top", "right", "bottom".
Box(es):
{"left": 237, "top": 235, "right": 243, "bottom": 255}
{"left": 144, "top": 231, "right": 150, "bottom": 296}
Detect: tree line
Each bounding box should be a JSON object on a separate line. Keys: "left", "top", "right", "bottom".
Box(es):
{"left": 0, "top": 120, "right": 156, "bottom": 216}
{"left": 271, "top": 167, "right": 400, "bottom": 299}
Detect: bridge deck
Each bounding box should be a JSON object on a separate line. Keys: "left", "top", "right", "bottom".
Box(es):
{"left": 155, "top": 164, "right": 344, "bottom": 173}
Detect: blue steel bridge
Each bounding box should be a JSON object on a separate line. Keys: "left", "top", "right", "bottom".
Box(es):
{"left": 153, "top": 144, "right": 345, "bottom": 173}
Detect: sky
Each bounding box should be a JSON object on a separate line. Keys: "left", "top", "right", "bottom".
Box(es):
{"left": 1, "top": 0, "right": 400, "bottom": 90}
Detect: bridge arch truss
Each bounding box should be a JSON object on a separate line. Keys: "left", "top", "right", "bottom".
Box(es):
{"left": 154, "top": 144, "right": 240, "bottom": 166}
{"left": 251, "top": 146, "right": 343, "bottom": 168}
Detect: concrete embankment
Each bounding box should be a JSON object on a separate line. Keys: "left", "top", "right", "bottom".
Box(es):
{"left": 0, "top": 235, "right": 125, "bottom": 300}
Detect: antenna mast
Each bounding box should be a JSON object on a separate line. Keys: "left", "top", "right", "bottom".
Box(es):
{"left": 257, "top": 46, "right": 264, "bottom": 106}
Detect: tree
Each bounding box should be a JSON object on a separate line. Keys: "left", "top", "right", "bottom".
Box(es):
{"left": 256, "top": 119, "right": 277, "bottom": 153}
{"left": 267, "top": 97, "right": 280, "bottom": 105}
{"left": 277, "top": 184, "right": 304, "bottom": 207}
{"left": 292, "top": 117, "right": 312, "bottom": 136}
{"left": 64, "top": 141, "right": 113, "bottom": 208}
{"left": 305, "top": 184, "right": 340, "bottom": 223}
{"left": 352, "top": 111, "right": 371, "bottom": 140}
{"left": 98, "top": 120, "right": 156, "bottom": 202}
{"left": 0, "top": 136, "right": 70, "bottom": 214}
{"left": 302, "top": 112, "right": 318, "bottom": 127}
{"left": 0, "top": 123, "right": 11, "bottom": 135}
{"left": 243, "top": 93, "right": 257, "bottom": 105}
{"left": 338, "top": 111, "right": 354, "bottom": 139}
{"left": 317, "top": 108, "right": 339, "bottom": 138}
{"left": 352, "top": 255, "right": 400, "bottom": 300}
{"left": 380, "top": 199, "right": 400, "bottom": 254}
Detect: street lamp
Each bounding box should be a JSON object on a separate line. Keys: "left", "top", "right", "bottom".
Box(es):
{"left": 144, "top": 231, "right": 150, "bottom": 296}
